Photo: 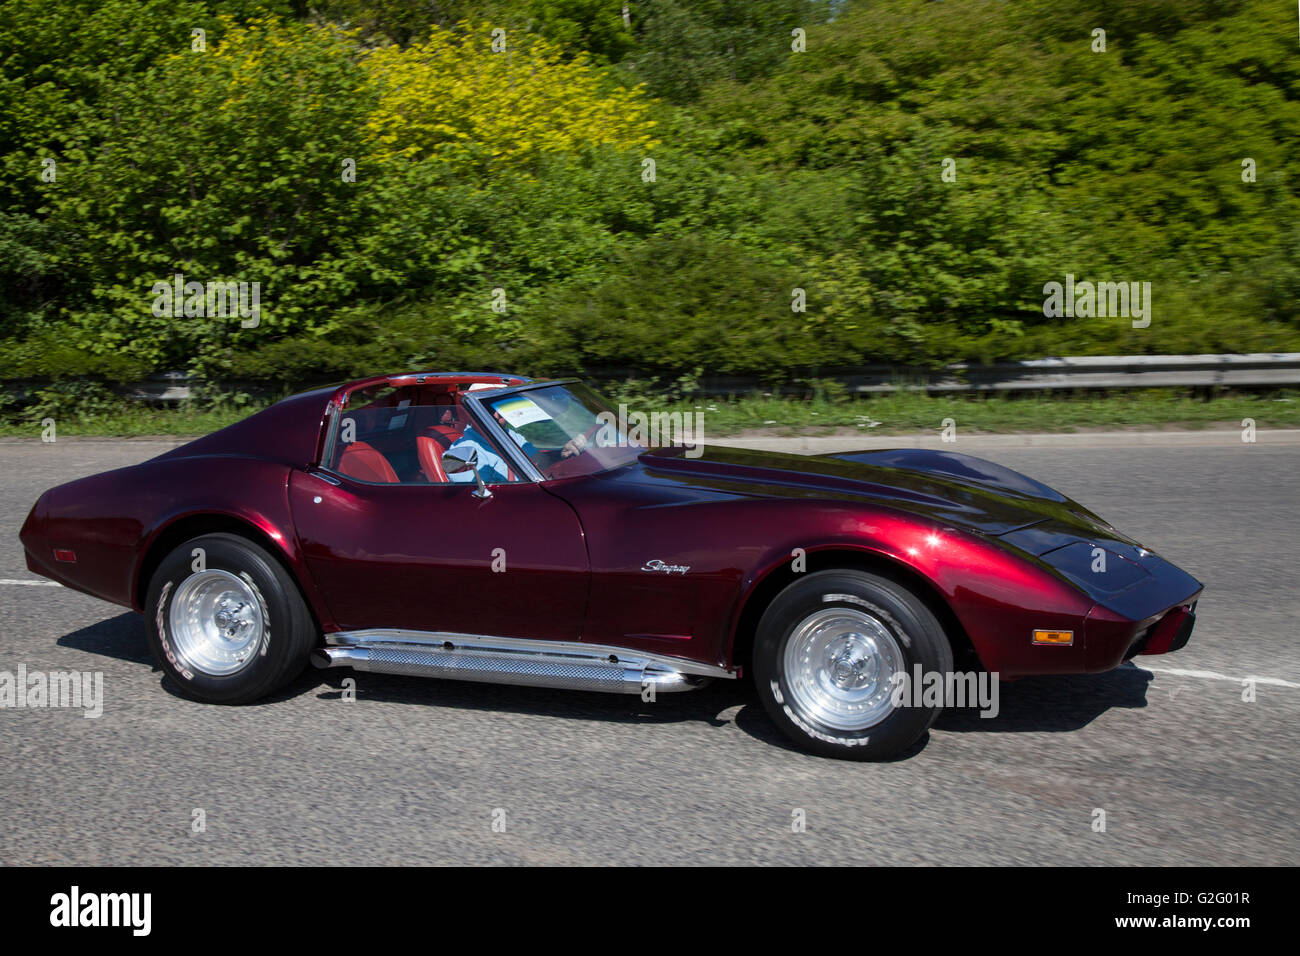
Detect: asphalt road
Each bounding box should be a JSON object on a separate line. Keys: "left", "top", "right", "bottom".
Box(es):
{"left": 0, "top": 433, "right": 1296, "bottom": 865}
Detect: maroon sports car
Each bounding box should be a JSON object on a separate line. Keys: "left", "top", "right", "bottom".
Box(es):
{"left": 20, "top": 372, "right": 1202, "bottom": 759}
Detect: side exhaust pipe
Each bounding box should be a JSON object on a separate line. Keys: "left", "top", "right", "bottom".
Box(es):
{"left": 311, "top": 638, "right": 719, "bottom": 695}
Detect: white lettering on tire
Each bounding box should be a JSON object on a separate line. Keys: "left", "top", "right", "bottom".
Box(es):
{"left": 773, "top": 678, "right": 875, "bottom": 747}
{"left": 154, "top": 580, "right": 195, "bottom": 681}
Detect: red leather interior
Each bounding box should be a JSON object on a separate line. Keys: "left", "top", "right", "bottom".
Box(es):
{"left": 338, "top": 440, "right": 399, "bottom": 483}
{"left": 417, "top": 431, "right": 450, "bottom": 482}
{"left": 336, "top": 400, "right": 519, "bottom": 486}
{"left": 416, "top": 408, "right": 467, "bottom": 483}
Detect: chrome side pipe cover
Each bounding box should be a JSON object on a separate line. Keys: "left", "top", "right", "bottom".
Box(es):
{"left": 310, "top": 630, "right": 734, "bottom": 694}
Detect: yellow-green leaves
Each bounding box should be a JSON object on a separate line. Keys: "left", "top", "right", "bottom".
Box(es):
{"left": 361, "top": 23, "right": 656, "bottom": 168}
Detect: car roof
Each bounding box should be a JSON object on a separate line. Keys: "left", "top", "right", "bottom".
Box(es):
{"left": 336, "top": 371, "right": 535, "bottom": 395}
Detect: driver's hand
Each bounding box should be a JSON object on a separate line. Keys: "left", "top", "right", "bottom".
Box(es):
{"left": 561, "top": 433, "right": 588, "bottom": 458}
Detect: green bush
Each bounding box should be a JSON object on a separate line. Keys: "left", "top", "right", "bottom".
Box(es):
{"left": 1, "top": 0, "right": 1298, "bottom": 403}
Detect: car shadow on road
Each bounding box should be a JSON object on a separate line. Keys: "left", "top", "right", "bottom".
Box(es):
{"left": 309, "top": 671, "right": 920, "bottom": 761}
{"left": 309, "top": 666, "right": 756, "bottom": 729}
{"left": 56, "top": 610, "right": 156, "bottom": 667}
{"left": 308, "top": 662, "right": 1155, "bottom": 758}
{"left": 934, "top": 665, "right": 1153, "bottom": 734}
{"left": 52, "top": 612, "right": 756, "bottom": 726}
{"left": 58, "top": 612, "right": 1152, "bottom": 758}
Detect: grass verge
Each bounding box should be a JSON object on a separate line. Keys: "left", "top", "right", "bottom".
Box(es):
{"left": 1, "top": 388, "right": 1296, "bottom": 439}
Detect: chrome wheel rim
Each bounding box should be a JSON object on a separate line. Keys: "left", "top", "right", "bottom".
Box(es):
{"left": 783, "top": 607, "right": 905, "bottom": 731}
{"left": 168, "top": 569, "right": 265, "bottom": 676}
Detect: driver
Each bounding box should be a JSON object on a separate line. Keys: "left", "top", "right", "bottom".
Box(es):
{"left": 444, "top": 393, "right": 592, "bottom": 485}
{"left": 445, "top": 422, "right": 515, "bottom": 485}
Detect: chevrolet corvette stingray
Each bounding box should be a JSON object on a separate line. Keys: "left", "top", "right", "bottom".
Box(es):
{"left": 19, "top": 372, "right": 1202, "bottom": 759}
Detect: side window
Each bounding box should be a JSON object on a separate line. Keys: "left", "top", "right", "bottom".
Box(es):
{"left": 325, "top": 386, "right": 523, "bottom": 485}
{"left": 326, "top": 386, "right": 408, "bottom": 483}
{"left": 435, "top": 411, "right": 524, "bottom": 485}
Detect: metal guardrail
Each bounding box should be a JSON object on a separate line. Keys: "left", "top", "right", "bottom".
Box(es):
{"left": 128, "top": 371, "right": 193, "bottom": 403}
{"left": 128, "top": 354, "right": 1300, "bottom": 403}
{"left": 694, "top": 353, "right": 1300, "bottom": 395}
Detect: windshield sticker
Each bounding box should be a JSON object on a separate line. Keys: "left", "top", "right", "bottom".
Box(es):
{"left": 494, "top": 396, "right": 551, "bottom": 428}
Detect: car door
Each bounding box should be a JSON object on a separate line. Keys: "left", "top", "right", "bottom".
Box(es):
{"left": 288, "top": 470, "right": 589, "bottom": 641}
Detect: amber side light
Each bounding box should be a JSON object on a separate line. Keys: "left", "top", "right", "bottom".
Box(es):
{"left": 1033, "top": 629, "right": 1073, "bottom": 646}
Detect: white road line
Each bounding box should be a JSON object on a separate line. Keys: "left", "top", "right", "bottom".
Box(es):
{"left": 0, "top": 578, "right": 62, "bottom": 587}
{"left": 1133, "top": 662, "right": 1300, "bottom": 690}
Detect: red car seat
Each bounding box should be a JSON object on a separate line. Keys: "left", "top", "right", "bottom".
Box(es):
{"left": 417, "top": 408, "right": 468, "bottom": 483}
{"left": 338, "top": 440, "right": 399, "bottom": 483}
{"left": 417, "top": 431, "right": 451, "bottom": 482}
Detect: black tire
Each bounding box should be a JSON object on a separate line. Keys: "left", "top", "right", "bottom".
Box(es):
{"left": 753, "top": 569, "right": 954, "bottom": 760}
{"left": 144, "top": 533, "right": 317, "bottom": 704}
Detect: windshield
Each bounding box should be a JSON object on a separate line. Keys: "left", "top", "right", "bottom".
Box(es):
{"left": 481, "top": 383, "right": 643, "bottom": 479}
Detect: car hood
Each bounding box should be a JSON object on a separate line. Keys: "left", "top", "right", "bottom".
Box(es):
{"left": 624, "top": 445, "right": 1202, "bottom": 613}
{"left": 631, "top": 445, "right": 1126, "bottom": 546}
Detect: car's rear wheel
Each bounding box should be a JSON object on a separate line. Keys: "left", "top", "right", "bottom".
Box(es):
{"left": 753, "top": 569, "right": 953, "bottom": 760}
{"left": 144, "top": 533, "right": 317, "bottom": 703}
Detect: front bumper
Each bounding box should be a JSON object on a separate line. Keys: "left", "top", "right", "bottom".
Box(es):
{"left": 1085, "top": 593, "right": 1201, "bottom": 673}
{"left": 1134, "top": 603, "right": 1197, "bottom": 656}
{"left": 997, "top": 520, "right": 1203, "bottom": 675}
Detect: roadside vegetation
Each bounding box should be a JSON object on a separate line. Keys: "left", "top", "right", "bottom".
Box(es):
{"left": 3, "top": 388, "right": 1295, "bottom": 439}
{"left": 2, "top": 1, "right": 1298, "bottom": 425}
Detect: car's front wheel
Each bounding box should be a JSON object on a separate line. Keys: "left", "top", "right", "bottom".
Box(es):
{"left": 144, "top": 533, "right": 317, "bottom": 703}
{"left": 753, "top": 569, "right": 954, "bottom": 760}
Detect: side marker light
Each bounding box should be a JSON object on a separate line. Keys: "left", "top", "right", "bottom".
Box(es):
{"left": 1033, "top": 629, "right": 1073, "bottom": 646}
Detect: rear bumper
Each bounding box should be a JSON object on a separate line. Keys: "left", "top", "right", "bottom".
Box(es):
{"left": 18, "top": 498, "right": 55, "bottom": 581}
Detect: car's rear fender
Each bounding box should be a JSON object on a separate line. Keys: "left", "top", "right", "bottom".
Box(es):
{"left": 21, "top": 456, "right": 335, "bottom": 632}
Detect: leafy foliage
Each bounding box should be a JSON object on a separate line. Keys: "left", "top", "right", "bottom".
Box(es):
{"left": 362, "top": 23, "right": 655, "bottom": 167}
{"left": 1, "top": 0, "right": 1298, "bottom": 414}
